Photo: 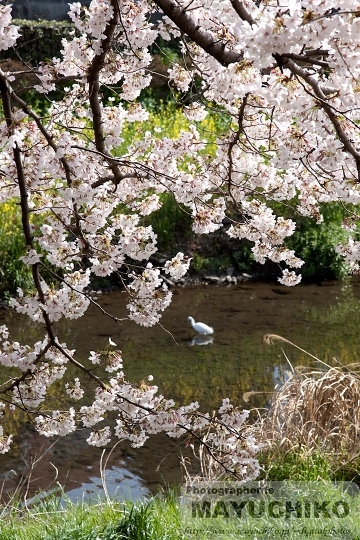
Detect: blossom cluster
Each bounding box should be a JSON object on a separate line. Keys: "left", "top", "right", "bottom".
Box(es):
{"left": 127, "top": 264, "right": 172, "bottom": 326}
{"left": 2, "top": 0, "right": 360, "bottom": 477}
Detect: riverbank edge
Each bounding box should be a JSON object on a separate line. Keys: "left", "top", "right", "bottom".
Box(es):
{"left": 0, "top": 272, "right": 258, "bottom": 311}
{"left": 0, "top": 266, "right": 339, "bottom": 312}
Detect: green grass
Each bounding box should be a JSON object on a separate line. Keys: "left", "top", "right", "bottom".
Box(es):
{"left": 2, "top": 478, "right": 360, "bottom": 540}
{"left": 258, "top": 448, "right": 333, "bottom": 482}
{"left": 0, "top": 490, "right": 181, "bottom": 540}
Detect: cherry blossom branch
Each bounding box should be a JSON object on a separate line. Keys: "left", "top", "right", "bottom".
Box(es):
{"left": 283, "top": 58, "right": 360, "bottom": 179}
{"left": 153, "top": 0, "right": 240, "bottom": 66}
{"left": 53, "top": 342, "right": 107, "bottom": 389}
{"left": 0, "top": 342, "right": 53, "bottom": 394}
{"left": 0, "top": 74, "right": 58, "bottom": 341}
{"left": 229, "top": 0, "right": 255, "bottom": 26}
{"left": 37, "top": 261, "right": 127, "bottom": 326}
{"left": 86, "top": 0, "right": 126, "bottom": 186}
{"left": 9, "top": 88, "right": 73, "bottom": 187}
{"left": 72, "top": 144, "right": 198, "bottom": 189}
{"left": 177, "top": 422, "right": 252, "bottom": 479}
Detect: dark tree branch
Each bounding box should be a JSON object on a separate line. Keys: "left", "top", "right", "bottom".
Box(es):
{"left": 284, "top": 58, "right": 360, "bottom": 180}
{"left": 91, "top": 173, "right": 146, "bottom": 189}
{"left": 281, "top": 52, "right": 330, "bottom": 68}
{"left": 304, "top": 49, "right": 329, "bottom": 56}
{"left": 153, "top": 0, "right": 240, "bottom": 66}
{"left": 230, "top": 0, "right": 255, "bottom": 26}
{"left": 86, "top": 0, "right": 126, "bottom": 186}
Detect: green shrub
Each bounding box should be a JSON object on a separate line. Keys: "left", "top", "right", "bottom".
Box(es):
{"left": 285, "top": 203, "right": 349, "bottom": 280}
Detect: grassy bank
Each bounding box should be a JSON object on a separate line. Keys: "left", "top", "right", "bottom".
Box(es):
{"left": 0, "top": 491, "right": 181, "bottom": 540}
{"left": 3, "top": 481, "right": 360, "bottom": 540}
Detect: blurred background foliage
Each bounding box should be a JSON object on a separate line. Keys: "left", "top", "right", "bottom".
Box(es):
{"left": 0, "top": 200, "right": 33, "bottom": 297}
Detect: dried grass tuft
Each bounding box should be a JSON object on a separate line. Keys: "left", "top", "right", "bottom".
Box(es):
{"left": 255, "top": 335, "right": 360, "bottom": 470}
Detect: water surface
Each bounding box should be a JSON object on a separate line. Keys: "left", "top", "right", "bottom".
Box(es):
{"left": 1, "top": 278, "right": 359, "bottom": 498}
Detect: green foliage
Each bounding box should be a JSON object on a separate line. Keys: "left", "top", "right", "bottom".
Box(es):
{"left": 15, "top": 88, "right": 55, "bottom": 117}
{"left": 232, "top": 243, "right": 255, "bottom": 273}
{"left": 191, "top": 253, "right": 209, "bottom": 272}
{"left": 144, "top": 194, "right": 193, "bottom": 254}
{"left": 189, "top": 235, "right": 256, "bottom": 275}
{"left": 285, "top": 203, "right": 349, "bottom": 280}
{"left": 0, "top": 200, "right": 33, "bottom": 298}
{"left": 191, "top": 253, "right": 232, "bottom": 273}
{"left": 150, "top": 37, "right": 182, "bottom": 66}
{"left": 268, "top": 201, "right": 349, "bottom": 280}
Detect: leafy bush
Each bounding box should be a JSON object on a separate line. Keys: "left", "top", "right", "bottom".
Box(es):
{"left": 285, "top": 203, "right": 349, "bottom": 280}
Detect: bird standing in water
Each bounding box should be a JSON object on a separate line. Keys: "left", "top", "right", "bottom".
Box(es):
{"left": 187, "top": 316, "right": 214, "bottom": 335}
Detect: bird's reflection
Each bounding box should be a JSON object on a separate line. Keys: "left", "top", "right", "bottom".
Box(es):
{"left": 189, "top": 335, "right": 214, "bottom": 347}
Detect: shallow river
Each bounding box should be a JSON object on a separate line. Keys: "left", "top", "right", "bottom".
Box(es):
{"left": 1, "top": 278, "right": 360, "bottom": 500}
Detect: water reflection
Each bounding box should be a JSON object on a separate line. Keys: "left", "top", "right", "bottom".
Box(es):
{"left": 66, "top": 463, "right": 150, "bottom": 502}
{"left": 273, "top": 365, "right": 294, "bottom": 387}
{"left": 1, "top": 278, "right": 360, "bottom": 498}
{"left": 189, "top": 335, "right": 214, "bottom": 346}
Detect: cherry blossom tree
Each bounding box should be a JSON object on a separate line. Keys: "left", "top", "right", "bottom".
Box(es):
{"left": 0, "top": 0, "right": 360, "bottom": 480}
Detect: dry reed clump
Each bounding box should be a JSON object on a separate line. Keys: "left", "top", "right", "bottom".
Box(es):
{"left": 255, "top": 335, "right": 360, "bottom": 464}
{"left": 182, "top": 335, "right": 360, "bottom": 483}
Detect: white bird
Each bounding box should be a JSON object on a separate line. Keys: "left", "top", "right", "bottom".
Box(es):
{"left": 188, "top": 316, "right": 214, "bottom": 336}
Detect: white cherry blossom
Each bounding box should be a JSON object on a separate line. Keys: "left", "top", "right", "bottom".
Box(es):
{"left": 2, "top": 0, "right": 360, "bottom": 480}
